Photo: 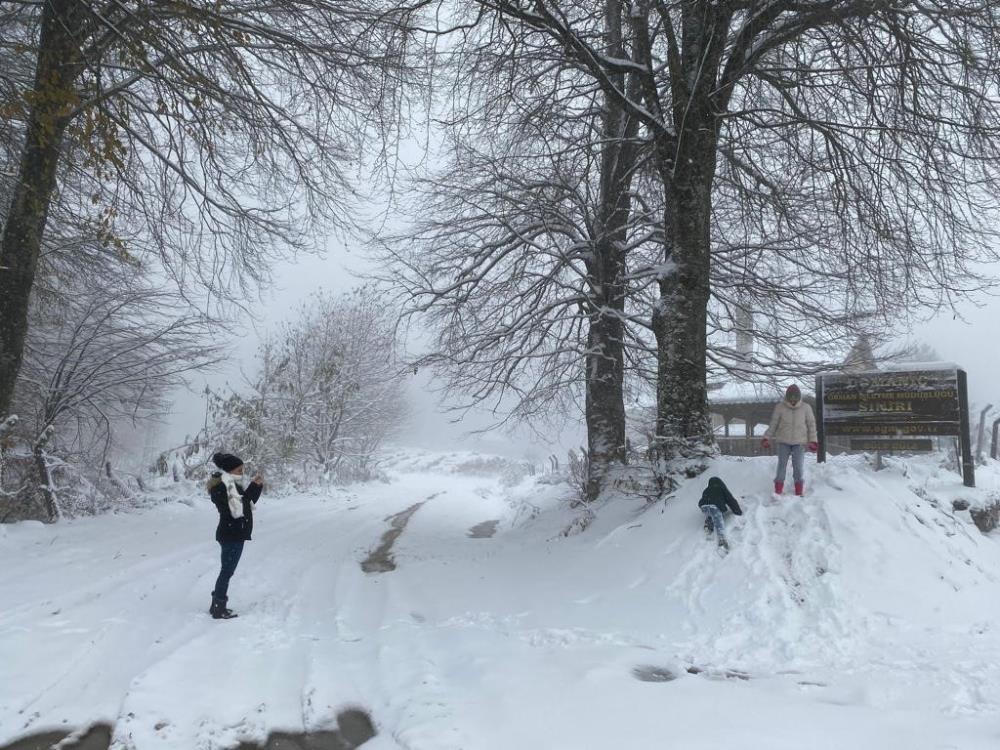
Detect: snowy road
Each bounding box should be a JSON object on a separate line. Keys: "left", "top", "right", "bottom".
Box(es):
{"left": 2, "top": 452, "right": 1000, "bottom": 749}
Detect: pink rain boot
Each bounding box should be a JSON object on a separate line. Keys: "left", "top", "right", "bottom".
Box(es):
{"left": 794, "top": 481, "right": 804, "bottom": 497}
{"left": 774, "top": 481, "right": 784, "bottom": 494}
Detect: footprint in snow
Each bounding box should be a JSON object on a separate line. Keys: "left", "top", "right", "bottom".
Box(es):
{"left": 631, "top": 665, "right": 752, "bottom": 684}
{"left": 632, "top": 665, "right": 679, "bottom": 682}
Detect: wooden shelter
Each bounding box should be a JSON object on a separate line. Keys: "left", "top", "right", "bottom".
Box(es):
{"left": 708, "top": 382, "right": 815, "bottom": 456}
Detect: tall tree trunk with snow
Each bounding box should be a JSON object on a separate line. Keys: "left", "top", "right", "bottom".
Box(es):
{"left": 648, "top": 5, "right": 725, "bottom": 458}
{"left": 583, "top": 2, "right": 641, "bottom": 500}
{"left": 651, "top": 133, "right": 719, "bottom": 457}
{"left": 584, "top": 254, "right": 628, "bottom": 499}
{"left": 0, "top": 0, "right": 87, "bottom": 418}
{"left": 636, "top": 0, "right": 733, "bottom": 457}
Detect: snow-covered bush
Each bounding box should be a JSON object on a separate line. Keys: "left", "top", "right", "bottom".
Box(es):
{"left": 0, "top": 445, "right": 155, "bottom": 521}
{"left": 970, "top": 494, "right": 1000, "bottom": 534}
{"left": 205, "top": 289, "right": 407, "bottom": 487}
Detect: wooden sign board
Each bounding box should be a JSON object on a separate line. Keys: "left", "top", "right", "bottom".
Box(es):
{"left": 821, "top": 369, "right": 959, "bottom": 434}
{"left": 816, "top": 367, "right": 974, "bottom": 487}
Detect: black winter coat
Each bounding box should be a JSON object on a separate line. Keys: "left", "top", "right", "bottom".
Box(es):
{"left": 697, "top": 476, "right": 743, "bottom": 515}
{"left": 208, "top": 474, "right": 263, "bottom": 542}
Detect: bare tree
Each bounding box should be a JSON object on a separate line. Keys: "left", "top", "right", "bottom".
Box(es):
{"left": 0, "top": 0, "right": 428, "bottom": 417}
{"left": 16, "top": 282, "right": 218, "bottom": 461}
{"left": 377, "top": 4, "right": 664, "bottom": 500}
{"left": 381, "top": 0, "right": 1000, "bottom": 509}
{"left": 0, "top": 254, "right": 218, "bottom": 521}
{"left": 470, "top": 0, "right": 1000, "bottom": 460}
{"left": 209, "top": 289, "right": 407, "bottom": 483}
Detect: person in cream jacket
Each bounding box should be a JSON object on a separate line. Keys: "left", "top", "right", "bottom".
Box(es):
{"left": 762, "top": 384, "right": 817, "bottom": 496}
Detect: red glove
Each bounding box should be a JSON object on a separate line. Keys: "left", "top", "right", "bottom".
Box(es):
{"left": 808, "top": 441, "right": 819, "bottom": 452}
{"left": 761, "top": 438, "right": 771, "bottom": 450}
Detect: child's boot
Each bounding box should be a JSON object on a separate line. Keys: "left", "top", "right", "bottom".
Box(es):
{"left": 773, "top": 481, "right": 784, "bottom": 494}
{"left": 794, "top": 481, "right": 804, "bottom": 497}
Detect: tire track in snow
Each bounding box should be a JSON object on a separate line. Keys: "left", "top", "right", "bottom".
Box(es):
{"left": 82, "top": 495, "right": 414, "bottom": 748}
{"left": 302, "top": 487, "right": 478, "bottom": 750}
{"left": 1, "top": 534, "right": 229, "bottom": 736}
{"left": 361, "top": 502, "right": 426, "bottom": 574}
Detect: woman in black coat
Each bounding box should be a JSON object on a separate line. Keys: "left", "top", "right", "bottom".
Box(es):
{"left": 207, "top": 452, "right": 264, "bottom": 619}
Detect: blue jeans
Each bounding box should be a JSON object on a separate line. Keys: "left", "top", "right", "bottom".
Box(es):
{"left": 775, "top": 443, "right": 805, "bottom": 484}
{"left": 213, "top": 541, "right": 244, "bottom": 600}
{"left": 701, "top": 505, "right": 726, "bottom": 542}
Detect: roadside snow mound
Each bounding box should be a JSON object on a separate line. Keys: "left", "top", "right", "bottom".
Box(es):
{"left": 637, "top": 453, "right": 1000, "bottom": 672}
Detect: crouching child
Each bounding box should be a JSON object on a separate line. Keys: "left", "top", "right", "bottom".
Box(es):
{"left": 698, "top": 476, "right": 743, "bottom": 552}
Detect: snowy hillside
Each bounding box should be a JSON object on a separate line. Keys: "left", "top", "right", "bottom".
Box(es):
{"left": 1, "top": 450, "right": 999, "bottom": 749}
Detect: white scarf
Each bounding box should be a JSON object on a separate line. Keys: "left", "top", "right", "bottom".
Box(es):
{"left": 218, "top": 471, "right": 245, "bottom": 519}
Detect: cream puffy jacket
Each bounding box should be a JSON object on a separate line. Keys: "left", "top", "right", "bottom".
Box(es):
{"left": 765, "top": 399, "right": 817, "bottom": 446}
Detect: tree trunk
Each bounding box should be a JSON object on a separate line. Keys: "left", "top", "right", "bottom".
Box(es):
{"left": 582, "top": 0, "right": 642, "bottom": 501}
{"left": 648, "top": 3, "right": 729, "bottom": 461}
{"left": 651, "top": 131, "right": 718, "bottom": 459}
{"left": 33, "top": 447, "right": 59, "bottom": 522}
{"left": 585, "top": 302, "right": 627, "bottom": 499}
{"left": 0, "top": 0, "right": 85, "bottom": 417}
{"left": 0, "top": 415, "right": 16, "bottom": 501}
{"left": 33, "top": 426, "right": 59, "bottom": 522}
{"left": 584, "top": 192, "right": 631, "bottom": 499}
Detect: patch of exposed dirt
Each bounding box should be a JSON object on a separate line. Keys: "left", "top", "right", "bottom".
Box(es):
{"left": 467, "top": 520, "right": 499, "bottom": 539}
{"left": 361, "top": 503, "right": 425, "bottom": 573}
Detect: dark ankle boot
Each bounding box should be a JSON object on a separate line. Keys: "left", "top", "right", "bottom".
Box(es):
{"left": 210, "top": 596, "right": 238, "bottom": 620}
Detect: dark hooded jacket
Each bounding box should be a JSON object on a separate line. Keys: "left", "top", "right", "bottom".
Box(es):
{"left": 208, "top": 474, "right": 263, "bottom": 542}
{"left": 697, "top": 476, "right": 743, "bottom": 515}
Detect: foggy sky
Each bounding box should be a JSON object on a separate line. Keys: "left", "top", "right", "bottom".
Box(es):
{"left": 159, "top": 229, "right": 998, "bottom": 469}
{"left": 159, "top": 236, "right": 582, "bottom": 465}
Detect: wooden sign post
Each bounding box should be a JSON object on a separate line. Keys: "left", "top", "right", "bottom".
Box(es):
{"left": 816, "top": 366, "right": 974, "bottom": 487}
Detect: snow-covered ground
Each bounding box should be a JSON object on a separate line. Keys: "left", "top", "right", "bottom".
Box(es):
{"left": 2, "top": 449, "right": 1000, "bottom": 749}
